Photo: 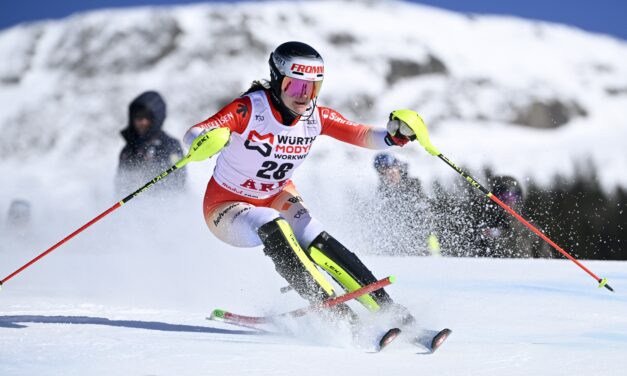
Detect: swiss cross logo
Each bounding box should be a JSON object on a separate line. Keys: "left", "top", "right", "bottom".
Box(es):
{"left": 290, "top": 63, "right": 324, "bottom": 75}
{"left": 244, "top": 130, "right": 274, "bottom": 157}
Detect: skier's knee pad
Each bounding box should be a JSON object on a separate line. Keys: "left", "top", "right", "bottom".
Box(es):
{"left": 308, "top": 231, "right": 393, "bottom": 310}
{"left": 258, "top": 218, "right": 335, "bottom": 302}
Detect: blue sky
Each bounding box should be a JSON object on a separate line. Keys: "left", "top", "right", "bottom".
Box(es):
{"left": 1, "top": 0, "right": 626, "bottom": 41}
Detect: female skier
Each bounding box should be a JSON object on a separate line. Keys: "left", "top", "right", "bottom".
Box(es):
{"left": 183, "top": 41, "right": 425, "bottom": 323}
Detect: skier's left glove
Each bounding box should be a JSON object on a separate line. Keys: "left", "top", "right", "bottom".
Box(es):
{"left": 384, "top": 109, "right": 425, "bottom": 146}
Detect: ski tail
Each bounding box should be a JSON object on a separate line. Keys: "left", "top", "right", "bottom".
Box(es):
{"left": 210, "top": 308, "right": 267, "bottom": 326}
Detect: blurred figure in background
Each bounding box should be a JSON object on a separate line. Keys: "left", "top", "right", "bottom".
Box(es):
{"left": 475, "top": 176, "right": 536, "bottom": 257}
{"left": 373, "top": 153, "right": 416, "bottom": 195}
{"left": 371, "top": 152, "right": 437, "bottom": 255}
{"left": 115, "top": 91, "right": 186, "bottom": 195}
{"left": 5, "top": 199, "right": 32, "bottom": 239}
{"left": 429, "top": 173, "right": 554, "bottom": 258}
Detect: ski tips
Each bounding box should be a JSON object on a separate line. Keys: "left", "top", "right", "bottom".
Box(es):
{"left": 377, "top": 328, "right": 402, "bottom": 351}
{"left": 598, "top": 278, "right": 614, "bottom": 292}
{"left": 388, "top": 275, "right": 396, "bottom": 284}
{"left": 430, "top": 328, "right": 452, "bottom": 353}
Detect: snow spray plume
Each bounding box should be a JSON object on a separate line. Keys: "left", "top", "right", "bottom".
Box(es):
{"left": 0, "top": 128, "right": 231, "bottom": 289}
{"left": 392, "top": 109, "right": 615, "bottom": 293}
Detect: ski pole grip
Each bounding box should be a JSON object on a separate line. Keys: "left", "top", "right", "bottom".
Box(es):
{"left": 391, "top": 110, "right": 441, "bottom": 156}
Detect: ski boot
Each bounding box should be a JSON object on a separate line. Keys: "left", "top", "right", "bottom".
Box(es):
{"left": 307, "top": 231, "right": 417, "bottom": 327}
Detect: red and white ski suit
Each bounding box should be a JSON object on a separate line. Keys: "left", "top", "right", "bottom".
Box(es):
{"left": 183, "top": 90, "right": 395, "bottom": 248}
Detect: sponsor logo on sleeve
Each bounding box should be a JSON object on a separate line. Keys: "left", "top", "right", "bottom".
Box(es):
{"left": 236, "top": 103, "right": 249, "bottom": 118}
{"left": 322, "top": 109, "right": 359, "bottom": 126}
{"left": 201, "top": 112, "right": 235, "bottom": 129}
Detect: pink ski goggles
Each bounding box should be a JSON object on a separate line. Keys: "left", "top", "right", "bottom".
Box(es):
{"left": 281, "top": 77, "right": 323, "bottom": 100}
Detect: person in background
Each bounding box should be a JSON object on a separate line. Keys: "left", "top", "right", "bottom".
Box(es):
{"left": 5, "top": 199, "right": 32, "bottom": 239}
{"left": 115, "top": 91, "right": 186, "bottom": 195}
{"left": 373, "top": 153, "right": 415, "bottom": 193}
{"left": 371, "top": 153, "right": 436, "bottom": 256}
{"left": 475, "top": 176, "right": 538, "bottom": 257}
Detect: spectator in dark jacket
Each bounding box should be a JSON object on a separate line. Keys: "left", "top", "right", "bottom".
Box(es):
{"left": 474, "top": 175, "right": 554, "bottom": 258}
{"left": 115, "top": 91, "right": 186, "bottom": 194}
{"left": 369, "top": 152, "right": 436, "bottom": 255}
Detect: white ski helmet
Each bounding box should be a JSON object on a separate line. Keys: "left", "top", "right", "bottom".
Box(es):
{"left": 269, "top": 41, "right": 324, "bottom": 101}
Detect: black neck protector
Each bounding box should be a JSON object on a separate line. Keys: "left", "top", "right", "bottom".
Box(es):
{"left": 268, "top": 89, "right": 318, "bottom": 126}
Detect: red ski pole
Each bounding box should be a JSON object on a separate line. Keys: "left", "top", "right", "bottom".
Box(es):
{"left": 396, "top": 110, "right": 614, "bottom": 292}
{"left": 0, "top": 128, "right": 230, "bottom": 289}
{"left": 436, "top": 153, "right": 613, "bottom": 292}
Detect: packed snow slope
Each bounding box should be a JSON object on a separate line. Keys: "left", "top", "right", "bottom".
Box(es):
{"left": 1, "top": 1, "right": 627, "bottom": 375}
{"left": 1, "top": 209, "right": 626, "bottom": 376}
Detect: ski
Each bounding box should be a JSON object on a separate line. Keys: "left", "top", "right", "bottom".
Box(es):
{"left": 206, "top": 275, "right": 451, "bottom": 354}
{"left": 208, "top": 276, "right": 395, "bottom": 327}
{"left": 206, "top": 314, "right": 275, "bottom": 333}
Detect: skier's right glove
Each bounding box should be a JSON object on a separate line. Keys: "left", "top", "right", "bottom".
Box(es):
{"left": 185, "top": 127, "right": 230, "bottom": 162}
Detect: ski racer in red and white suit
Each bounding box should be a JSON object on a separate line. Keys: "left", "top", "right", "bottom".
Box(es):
{"left": 184, "top": 90, "right": 401, "bottom": 248}
{"left": 183, "top": 42, "right": 423, "bottom": 323}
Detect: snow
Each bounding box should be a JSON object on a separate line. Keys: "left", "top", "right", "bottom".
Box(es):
{"left": 1, "top": 1, "right": 627, "bottom": 375}
{"left": 1, "top": 227, "right": 626, "bottom": 375}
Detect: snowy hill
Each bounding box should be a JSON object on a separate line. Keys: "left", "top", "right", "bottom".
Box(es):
{"left": 1, "top": 0, "right": 627, "bottom": 209}
{"left": 1, "top": 2, "right": 627, "bottom": 374}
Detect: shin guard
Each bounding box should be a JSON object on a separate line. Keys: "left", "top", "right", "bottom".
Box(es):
{"left": 308, "top": 231, "right": 394, "bottom": 311}
{"left": 258, "top": 218, "right": 336, "bottom": 303}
